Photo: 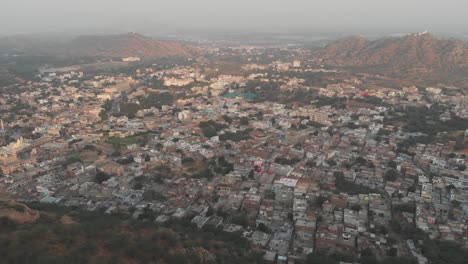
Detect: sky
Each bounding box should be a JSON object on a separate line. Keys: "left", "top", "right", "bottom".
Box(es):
{"left": 1, "top": 0, "right": 467, "bottom": 37}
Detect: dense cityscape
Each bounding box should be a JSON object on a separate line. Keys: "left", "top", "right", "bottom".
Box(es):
{"left": 0, "top": 32, "right": 467, "bottom": 264}
{"left": 1, "top": 0, "right": 468, "bottom": 263}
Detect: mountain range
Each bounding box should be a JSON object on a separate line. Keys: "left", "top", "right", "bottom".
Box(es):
{"left": 314, "top": 32, "right": 468, "bottom": 84}
{"left": 1, "top": 31, "right": 467, "bottom": 85}
{"left": 0, "top": 33, "right": 194, "bottom": 58}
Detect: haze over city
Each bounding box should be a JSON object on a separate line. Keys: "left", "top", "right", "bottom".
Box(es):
{"left": 2, "top": 0, "right": 468, "bottom": 37}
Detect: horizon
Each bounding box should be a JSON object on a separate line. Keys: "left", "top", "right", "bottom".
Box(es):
{"left": 2, "top": 0, "right": 468, "bottom": 40}
{"left": 1, "top": 29, "right": 467, "bottom": 44}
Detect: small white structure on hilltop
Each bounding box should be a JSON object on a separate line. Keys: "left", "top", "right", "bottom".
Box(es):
{"left": 122, "top": 57, "right": 140, "bottom": 62}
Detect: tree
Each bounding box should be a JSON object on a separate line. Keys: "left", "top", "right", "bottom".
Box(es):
{"left": 457, "top": 164, "right": 466, "bottom": 171}
{"left": 384, "top": 169, "right": 398, "bottom": 182}
{"left": 274, "top": 156, "right": 301, "bottom": 165}
{"left": 232, "top": 213, "right": 249, "bottom": 228}
{"left": 206, "top": 206, "right": 214, "bottom": 217}
{"left": 102, "top": 99, "right": 113, "bottom": 111}
{"left": 94, "top": 170, "right": 111, "bottom": 184}
{"left": 181, "top": 157, "right": 195, "bottom": 165}
{"left": 212, "top": 193, "right": 220, "bottom": 203}
{"left": 239, "top": 117, "right": 249, "bottom": 126}
{"left": 99, "top": 109, "right": 108, "bottom": 120}
{"left": 264, "top": 190, "right": 275, "bottom": 200}
{"left": 306, "top": 251, "right": 337, "bottom": 264}
{"left": 335, "top": 171, "right": 378, "bottom": 194}
{"left": 350, "top": 204, "right": 362, "bottom": 211}
{"left": 257, "top": 223, "right": 271, "bottom": 233}
{"left": 222, "top": 115, "right": 233, "bottom": 124}
{"left": 199, "top": 120, "right": 227, "bottom": 138}
{"left": 219, "top": 130, "right": 252, "bottom": 142}
{"left": 133, "top": 182, "right": 143, "bottom": 190}
{"left": 314, "top": 196, "right": 327, "bottom": 208}
{"left": 387, "top": 248, "right": 397, "bottom": 257}
{"left": 248, "top": 169, "right": 255, "bottom": 179}
{"left": 360, "top": 248, "right": 378, "bottom": 264}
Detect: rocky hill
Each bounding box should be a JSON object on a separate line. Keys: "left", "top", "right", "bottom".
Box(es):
{"left": 314, "top": 33, "right": 468, "bottom": 84}
{"left": 60, "top": 33, "right": 194, "bottom": 58}
{"left": 0, "top": 33, "right": 195, "bottom": 59}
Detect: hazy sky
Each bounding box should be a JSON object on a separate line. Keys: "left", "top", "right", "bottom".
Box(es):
{"left": 1, "top": 0, "right": 467, "bottom": 36}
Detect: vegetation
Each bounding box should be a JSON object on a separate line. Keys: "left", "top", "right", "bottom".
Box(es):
{"left": 219, "top": 130, "right": 252, "bottom": 142}
{"left": 257, "top": 223, "right": 271, "bottom": 233}
{"left": 420, "top": 240, "right": 468, "bottom": 264}
{"left": 115, "top": 92, "right": 175, "bottom": 118}
{"left": 306, "top": 250, "right": 417, "bottom": 264}
{"left": 108, "top": 131, "right": 157, "bottom": 147}
{"left": 181, "top": 157, "right": 196, "bottom": 165}
{"left": 384, "top": 105, "right": 468, "bottom": 136}
{"left": 137, "top": 92, "right": 174, "bottom": 109}
{"left": 0, "top": 203, "right": 261, "bottom": 264}
{"left": 117, "top": 102, "right": 140, "bottom": 118}
{"left": 116, "top": 156, "right": 134, "bottom": 165}
{"left": 231, "top": 213, "right": 249, "bottom": 228}
{"left": 334, "top": 171, "right": 379, "bottom": 195}
{"left": 199, "top": 120, "right": 228, "bottom": 138}
{"left": 384, "top": 169, "right": 398, "bottom": 182}
{"left": 239, "top": 117, "right": 249, "bottom": 126}
{"left": 94, "top": 170, "right": 111, "bottom": 184}
{"left": 313, "top": 195, "right": 327, "bottom": 209}
{"left": 62, "top": 155, "right": 83, "bottom": 168}
{"left": 313, "top": 96, "right": 346, "bottom": 109}
{"left": 274, "top": 156, "right": 301, "bottom": 166}
{"left": 209, "top": 157, "right": 234, "bottom": 176}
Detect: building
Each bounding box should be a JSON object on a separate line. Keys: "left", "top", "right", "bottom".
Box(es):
{"left": 122, "top": 57, "right": 140, "bottom": 62}
{"left": 0, "top": 137, "right": 36, "bottom": 174}
{"left": 178, "top": 110, "right": 192, "bottom": 121}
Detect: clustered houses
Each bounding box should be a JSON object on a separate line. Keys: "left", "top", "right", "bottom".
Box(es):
{"left": 0, "top": 44, "right": 467, "bottom": 264}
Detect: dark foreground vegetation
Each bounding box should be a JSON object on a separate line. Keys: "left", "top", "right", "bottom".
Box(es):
{"left": 0, "top": 203, "right": 261, "bottom": 264}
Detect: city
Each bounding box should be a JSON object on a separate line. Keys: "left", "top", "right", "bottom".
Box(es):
{"left": 0, "top": 1, "right": 467, "bottom": 264}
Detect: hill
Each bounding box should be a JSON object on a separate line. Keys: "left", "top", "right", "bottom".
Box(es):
{"left": 314, "top": 33, "right": 468, "bottom": 84}
{"left": 59, "top": 33, "right": 194, "bottom": 58}
{"left": 0, "top": 33, "right": 195, "bottom": 59}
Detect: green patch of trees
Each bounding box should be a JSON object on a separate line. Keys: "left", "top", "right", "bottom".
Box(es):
{"left": 0, "top": 203, "right": 260, "bottom": 264}
{"left": 385, "top": 105, "right": 468, "bottom": 136}
{"left": 108, "top": 132, "right": 156, "bottom": 147}
{"left": 384, "top": 169, "right": 398, "bottom": 182}
{"left": 420, "top": 240, "right": 468, "bottom": 264}
{"left": 274, "top": 156, "right": 301, "bottom": 165}
{"left": 181, "top": 157, "right": 195, "bottom": 165}
{"left": 199, "top": 120, "right": 228, "bottom": 138}
{"left": 138, "top": 92, "right": 174, "bottom": 109}
{"left": 334, "top": 171, "right": 378, "bottom": 195}
{"left": 94, "top": 170, "right": 111, "bottom": 184}
{"left": 219, "top": 130, "right": 252, "bottom": 142}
